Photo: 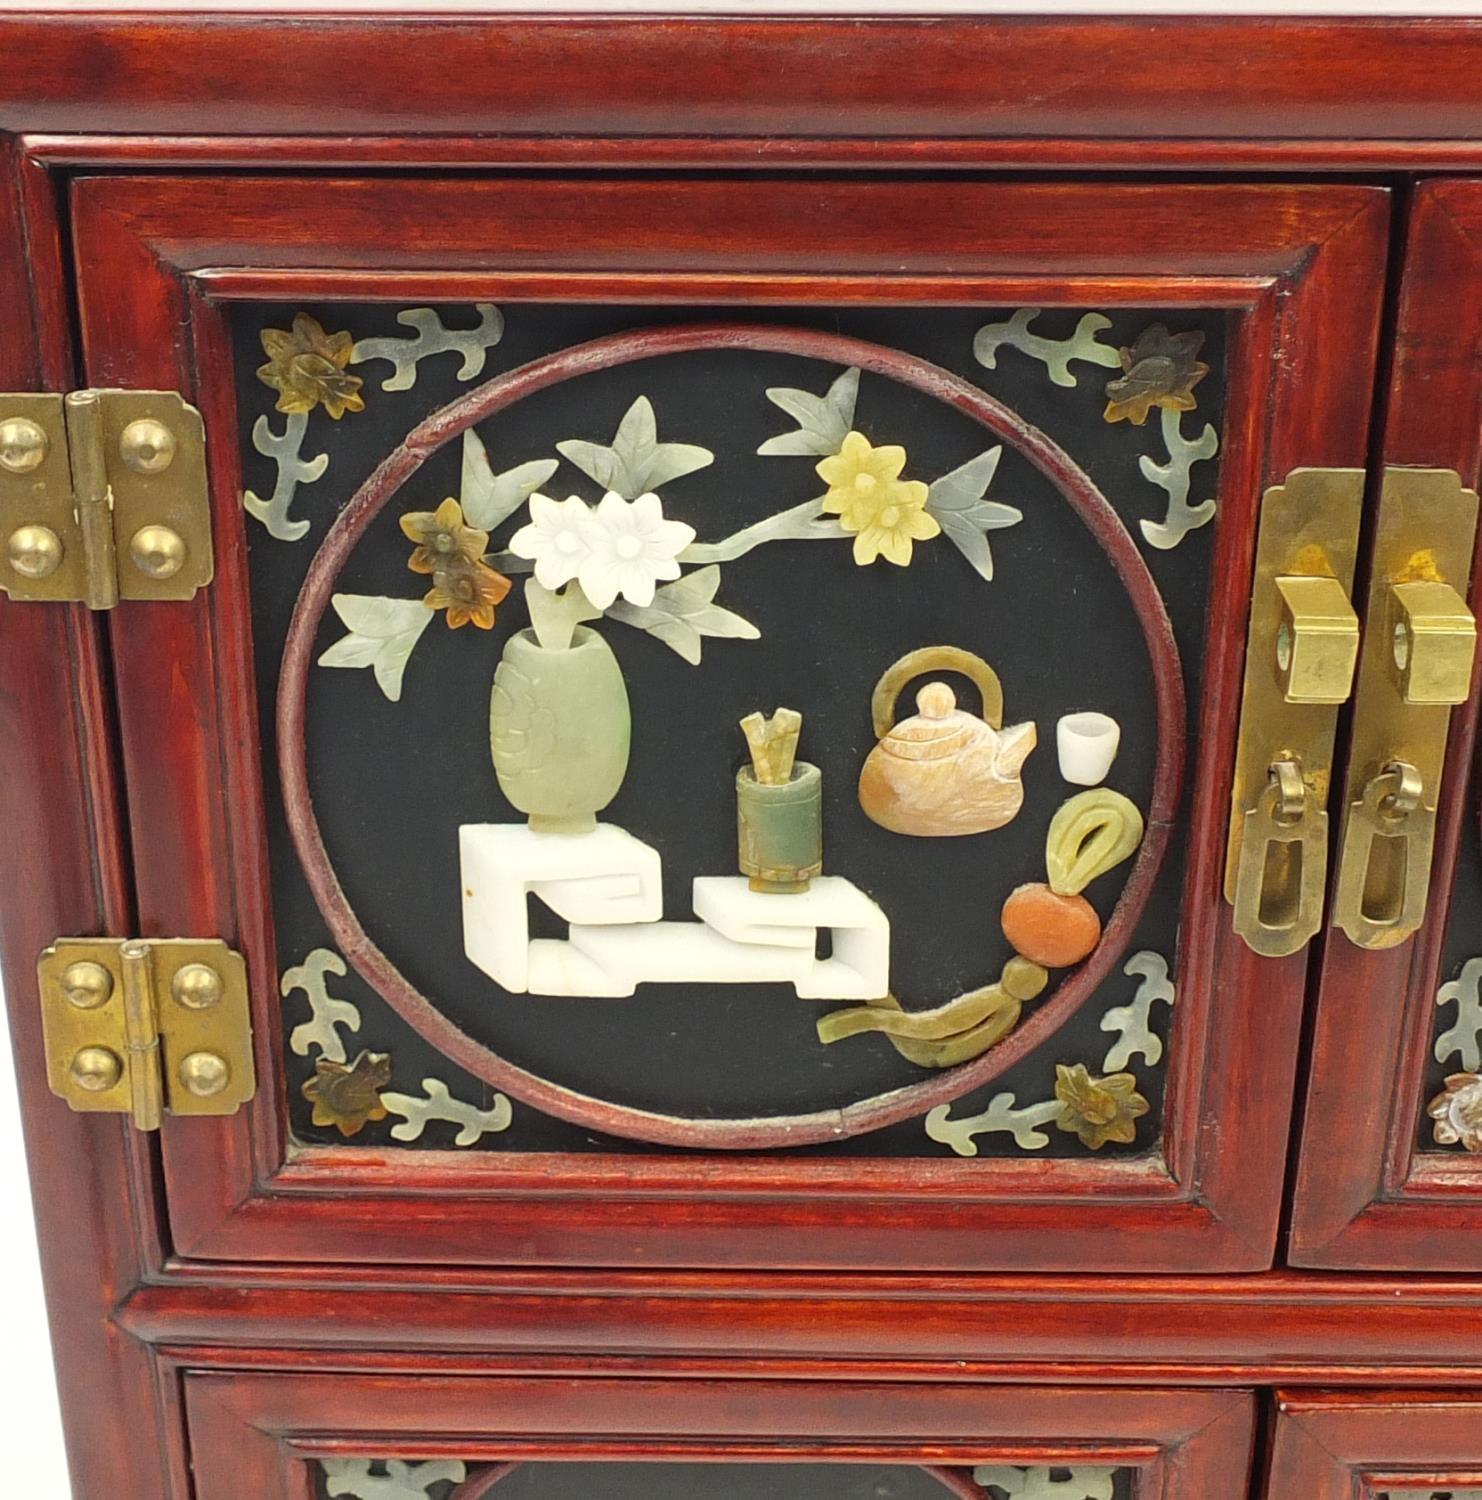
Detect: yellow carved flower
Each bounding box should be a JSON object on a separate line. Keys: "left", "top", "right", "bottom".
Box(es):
{"left": 1428, "top": 1072, "right": 1482, "bottom": 1152}
{"left": 301, "top": 1050, "right": 391, "bottom": 1137}
{"left": 400, "top": 498, "right": 489, "bottom": 575}
{"left": 256, "top": 312, "right": 365, "bottom": 420}
{"left": 1103, "top": 323, "right": 1208, "bottom": 426}
{"left": 424, "top": 560, "right": 512, "bottom": 631}
{"left": 816, "top": 430, "right": 940, "bottom": 567}
{"left": 1053, "top": 1062, "right": 1149, "bottom": 1150}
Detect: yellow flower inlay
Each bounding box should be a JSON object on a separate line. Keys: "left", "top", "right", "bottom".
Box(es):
{"left": 256, "top": 312, "right": 365, "bottom": 420}
{"left": 1053, "top": 1062, "right": 1150, "bottom": 1151}
{"left": 816, "top": 430, "right": 940, "bottom": 567}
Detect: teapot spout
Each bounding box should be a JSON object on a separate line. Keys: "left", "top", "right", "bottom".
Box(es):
{"left": 995, "top": 719, "right": 1038, "bottom": 774}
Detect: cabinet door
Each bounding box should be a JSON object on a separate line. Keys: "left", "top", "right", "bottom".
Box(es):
{"left": 1269, "top": 1391, "right": 1482, "bottom": 1500}
{"left": 1289, "top": 180, "right": 1482, "bottom": 1268}
{"left": 183, "top": 1372, "right": 1254, "bottom": 1500}
{"left": 67, "top": 174, "right": 1388, "bottom": 1270}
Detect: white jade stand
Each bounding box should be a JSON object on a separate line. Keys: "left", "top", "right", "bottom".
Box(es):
{"left": 460, "top": 823, "right": 890, "bottom": 1000}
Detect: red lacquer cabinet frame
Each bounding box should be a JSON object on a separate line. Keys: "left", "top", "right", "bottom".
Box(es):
{"left": 181, "top": 1372, "right": 1255, "bottom": 1500}
{"left": 1268, "top": 1390, "right": 1482, "bottom": 1499}
{"left": 10, "top": 15, "right": 1482, "bottom": 1500}
{"left": 65, "top": 170, "right": 1386, "bottom": 1274}
{"left": 1289, "top": 180, "right": 1482, "bottom": 1270}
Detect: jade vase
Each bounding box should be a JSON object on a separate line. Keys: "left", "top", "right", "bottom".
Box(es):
{"left": 489, "top": 626, "right": 631, "bottom": 834}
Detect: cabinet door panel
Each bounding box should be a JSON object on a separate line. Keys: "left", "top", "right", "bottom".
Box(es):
{"left": 182, "top": 1371, "right": 1254, "bottom": 1500}
{"left": 69, "top": 174, "right": 1389, "bottom": 1269}
{"left": 1290, "top": 179, "right": 1482, "bottom": 1268}
{"left": 1269, "top": 1391, "right": 1482, "bottom": 1500}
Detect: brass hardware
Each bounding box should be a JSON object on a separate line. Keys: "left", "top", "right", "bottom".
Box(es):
{"left": 128, "top": 523, "right": 187, "bottom": 581}
{"left": 37, "top": 937, "right": 254, "bottom": 1129}
{"left": 178, "top": 1051, "right": 230, "bottom": 1098}
{"left": 0, "top": 416, "right": 49, "bottom": 474}
{"left": 7, "top": 524, "right": 64, "bottom": 579}
{"left": 1230, "top": 758, "right": 1331, "bottom": 958}
{"left": 1274, "top": 574, "right": 1361, "bottom": 704}
{"left": 119, "top": 417, "right": 176, "bottom": 475}
{"left": 1225, "top": 468, "right": 1365, "bottom": 956}
{"left": 60, "top": 959, "right": 113, "bottom": 1010}
{"left": 1332, "top": 468, "right": 1480, "bottom": 949}
{"left": 70, "top": 1047, "right": 123, "bottom": 1094}
{"left": 0, "top": 390, "right": 211, "bottom": 606}
{"left": 1390, "top": 579, "right": 1477, "bottom": 705}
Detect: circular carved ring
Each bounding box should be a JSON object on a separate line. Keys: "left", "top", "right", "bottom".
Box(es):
{"left": 278, "top": 323, "right": 1185, "bottom": 1150}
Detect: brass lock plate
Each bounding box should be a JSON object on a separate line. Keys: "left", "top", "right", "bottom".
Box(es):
{"left": 1225, "top": 467, "right": 1365, "bottom": 957}
{"left": 37, "top": 937, "right": 254, "bottom": 1129}
{"left": 1332, "top": 467, "right": 1480, "bottom": 949}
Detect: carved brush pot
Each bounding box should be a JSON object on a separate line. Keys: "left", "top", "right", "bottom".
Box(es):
{"left": 737, "top": 761, "right": 823, "bottom": 892}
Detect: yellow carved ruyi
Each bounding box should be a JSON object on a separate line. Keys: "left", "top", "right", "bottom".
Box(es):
{"left": 857, "top": 646, "right": 1036, "bottom": 837}
{"left": 815, "top": 956, "right": 1049, "bottom": 1069}
{"left": 1045, "top": 789, "right": 1145, "bottom": 896}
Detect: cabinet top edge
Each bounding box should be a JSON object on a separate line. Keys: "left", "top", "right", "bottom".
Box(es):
{"left": 4, "top": 13, "right": 1482, "bottom": 152}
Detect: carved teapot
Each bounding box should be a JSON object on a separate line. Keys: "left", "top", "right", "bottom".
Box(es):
{"left": 857, "top": 646, "right": 1036, "bottom": 837}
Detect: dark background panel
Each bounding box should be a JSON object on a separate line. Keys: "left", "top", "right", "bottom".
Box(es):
{"left": 314, "top": 1462, "right": 1136, "bottom": 1500}
{"left": 237, "top": 302, "right": 1223, "bottom": 1156}
{"left": 1421, "top": 740, "right": 1482, "bottom": 1151}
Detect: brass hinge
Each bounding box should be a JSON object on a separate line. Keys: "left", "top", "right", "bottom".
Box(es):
{"left": 0, "top": 391, "right": 212, "bottom": 607}
{"left": 37, "top": 938, "right": 254, "bottom": 1129}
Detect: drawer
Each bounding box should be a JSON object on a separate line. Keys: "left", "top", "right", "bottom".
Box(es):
{"left": 62, "top": 173, "right": 1394, "bottom": 1271}
{"left": 1269, "top": 1391, "right": 1482, "bottom": 1499}
{"left": 181, "top": 1372, "right": 1255, "bottom": 1500}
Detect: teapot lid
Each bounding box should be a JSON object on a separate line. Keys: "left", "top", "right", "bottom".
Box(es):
{"left": 879, "top": 683, "right": 981, "bottom": 760}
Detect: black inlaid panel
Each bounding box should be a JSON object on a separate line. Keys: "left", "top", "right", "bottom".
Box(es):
{"left": 315, "top": 1461, "right": 1136, "bottom": 1500}
{"left": 1421, "top": 739, "right": 1482, "bottom": 1153}
{"left": 236, "top": 301, "right": 1225, "bottom": 1157}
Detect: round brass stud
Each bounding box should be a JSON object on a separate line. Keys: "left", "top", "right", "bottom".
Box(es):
{"left": 70, "top": 1046, "right": 123, "bottom": 1093}
{"left": 0, "top": 417, "right": 49, "bottom": 474}
{"left": 171, "top": 962, "right": 223, "bottom": 1011}
{"left": 179, "top": 1051, "right": 230, "bottom": 1099}
{"left": 119, "top": 418, "right": 176, "bottom": 475}
{"left": 129, "top": 524, "right": 187, "bottom": 581}
{"left": 60, "top": 959, "right": 114, "bottom": 1010}
{"left": 7, "top": 524, "right": 64, "bottom": 580}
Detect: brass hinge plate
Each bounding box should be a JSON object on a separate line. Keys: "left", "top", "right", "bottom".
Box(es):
{"left": 0, "top": 390, "right": 212, "bottom": 607}
{"left": 37, "top": 938, "right": 254, "bottom": 1129}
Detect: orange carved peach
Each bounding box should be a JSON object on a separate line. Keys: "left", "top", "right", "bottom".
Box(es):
{"left": 1000, "top": 882, "right": 1101, "bottom": 968}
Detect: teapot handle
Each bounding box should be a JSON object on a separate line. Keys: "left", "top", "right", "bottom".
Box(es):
{"left": 870, "top": 645, "right": 1005, "bottom": 739}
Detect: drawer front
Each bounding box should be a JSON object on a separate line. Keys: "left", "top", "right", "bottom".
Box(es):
{"left": 68, "top": 173, "right": 1390, "bottom": 1270}
{"left": 182, "top": 1373, "right": 1254, "bottom": 1500}
{"left": 1290, "top": 179, "right": 1482, "bottom": 1269}
{"left": 1269, "top": 1392, "right": 1482, "bottom": 1499}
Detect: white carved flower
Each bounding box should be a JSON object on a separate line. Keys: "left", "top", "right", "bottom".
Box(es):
{"left": 507, "top": 493, "right": 596, "bottom": 592}
{"left": 576, "top": 490, "right": 696, "bottom": 609}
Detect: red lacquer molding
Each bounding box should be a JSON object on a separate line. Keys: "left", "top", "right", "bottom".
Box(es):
{"left": 1, "top": 16, "right": 1481, "bottom": 148}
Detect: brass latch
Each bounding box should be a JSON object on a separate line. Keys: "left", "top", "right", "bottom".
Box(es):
{"left": 37, "top": 938, "right": 254, "bottom": 1129}
{"left": 1226, "top": 468, "right": 1365, "bottom": 957}
{"left": 1331, "top": 468, "right": 1480, "bottom": 950}
{"left": 0, "top": 390, "right": 212, "bottom": 607}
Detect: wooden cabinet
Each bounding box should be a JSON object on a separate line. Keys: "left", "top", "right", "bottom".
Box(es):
{"left": 63, "top": 171, "right": 1389, "bottom": 1274}
{"left": 182, "top": 1375, "right": 1254, "bottom": 1500}
{"left": 1268, "top": 1391, "right": 1482, "bottom": 1499}
{"left": 1289, "top": 180, "right": 1482, "bottom": 1270}
{"left": 5, "top": 14, "right": 1482, "bottom": 1500}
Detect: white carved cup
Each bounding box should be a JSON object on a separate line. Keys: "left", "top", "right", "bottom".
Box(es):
{"left": 1056, "top": 711, "right": 1121, "bottom": 786}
